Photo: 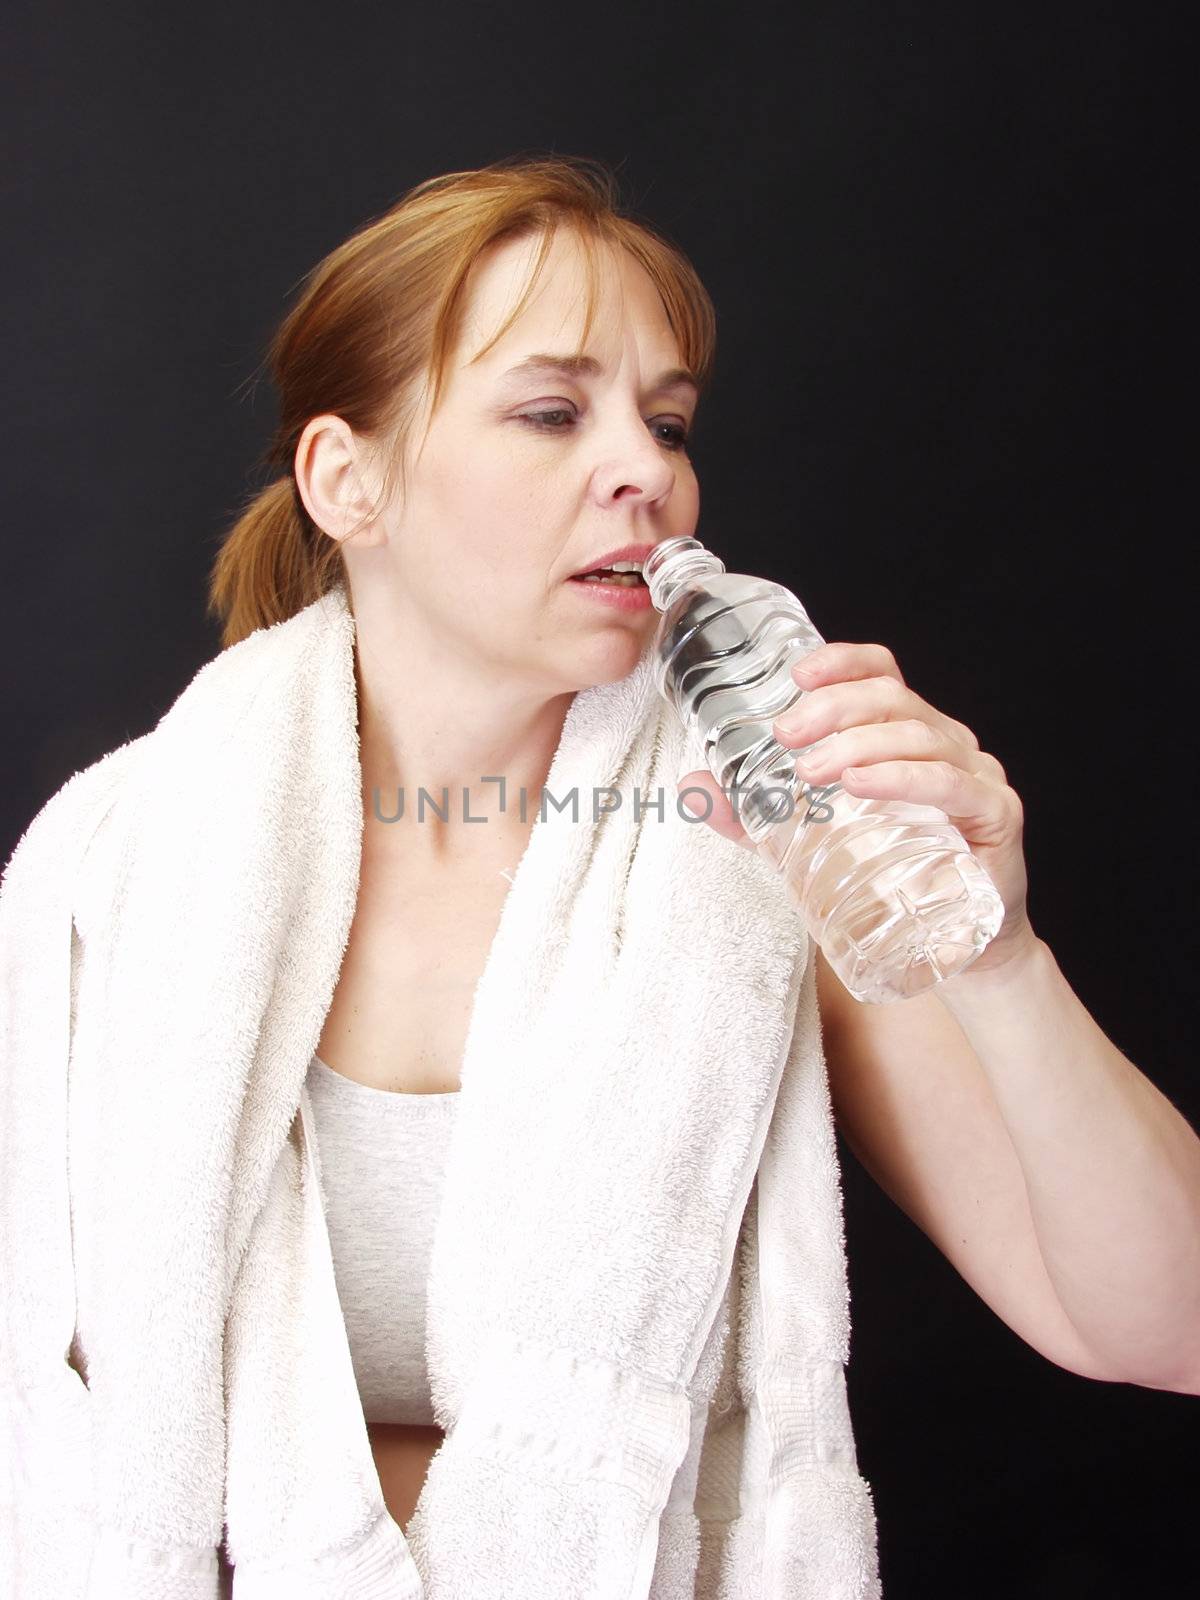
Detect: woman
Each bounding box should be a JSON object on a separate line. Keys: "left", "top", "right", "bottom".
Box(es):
{"left": 212, "top": 155, "right": 717, "bottom": 1542}
{"left": 3, "top": 154, "right": 1198, "bottom": 1600}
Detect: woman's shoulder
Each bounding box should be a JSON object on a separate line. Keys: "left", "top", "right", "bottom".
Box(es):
{"left": 6, "top": 594, "right": 341, "bottom": 884}
{"left": 2, "top": 734, "right": 152, "bottom": 907}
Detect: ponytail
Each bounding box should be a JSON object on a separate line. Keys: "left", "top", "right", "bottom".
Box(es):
{"left": 207, "top": 478, "right": 346, "bottom": 650}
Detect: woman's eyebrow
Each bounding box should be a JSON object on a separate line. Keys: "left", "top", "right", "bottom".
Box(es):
{"left": 495, "top": 353, "right": 699, "bottom": 396}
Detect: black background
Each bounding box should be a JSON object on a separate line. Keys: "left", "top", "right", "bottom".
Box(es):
{"left": 5, "top": 3, "right": 1195, "bottom": 1594}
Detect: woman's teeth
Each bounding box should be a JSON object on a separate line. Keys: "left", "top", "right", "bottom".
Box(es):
{"left": 578, "top": 570, "right": 646, "bottom": 586}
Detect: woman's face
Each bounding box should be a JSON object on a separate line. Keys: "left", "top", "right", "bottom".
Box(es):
{"left": 357, "top": 227, "right": 701, "bottom": 690}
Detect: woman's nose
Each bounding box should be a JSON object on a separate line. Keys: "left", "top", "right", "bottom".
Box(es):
{"left": 597, "top": 419, "right": 678, "bottom": 503}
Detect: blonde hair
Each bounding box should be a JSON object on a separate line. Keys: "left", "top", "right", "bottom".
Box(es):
{"left": 206, "top": 153, "right": 718, "bottom": 649}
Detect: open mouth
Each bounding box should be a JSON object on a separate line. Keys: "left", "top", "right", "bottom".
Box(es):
{"left": 569, "top": 563, "right": 647, "bottom": 588}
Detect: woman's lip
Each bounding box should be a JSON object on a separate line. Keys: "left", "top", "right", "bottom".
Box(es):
{"left": 566, "top": 575, "right": 653, "bottom": 612}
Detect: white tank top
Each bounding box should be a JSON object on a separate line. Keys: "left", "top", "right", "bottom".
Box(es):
{"left": 305, "top": 1052, "right": 460, "bottom": 1426}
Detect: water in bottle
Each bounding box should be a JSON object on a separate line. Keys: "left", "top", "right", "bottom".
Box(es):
{"left": 643, "top": 536, "right": 1006, "bottom": 1003}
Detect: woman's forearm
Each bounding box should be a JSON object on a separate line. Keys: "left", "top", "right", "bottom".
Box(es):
{"left": 937, "top": 936, "right": 1200, "bottom": 1392}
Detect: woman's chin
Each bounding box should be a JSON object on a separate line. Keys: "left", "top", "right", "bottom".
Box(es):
{"left": 570, "top": 626, "right": 650, "bottom": 683}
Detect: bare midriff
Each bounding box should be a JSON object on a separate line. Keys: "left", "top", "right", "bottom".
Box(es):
{"left": 367, "top": 1423, "right": 445, "bottom": 1533}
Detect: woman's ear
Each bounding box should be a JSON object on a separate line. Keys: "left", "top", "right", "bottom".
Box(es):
{"left": 295, "top": 415, "right": 389, "bottom": 549}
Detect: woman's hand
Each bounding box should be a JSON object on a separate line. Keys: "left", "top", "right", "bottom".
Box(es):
{"left": 674, "top": 640, "right": 1037, "bottom": 978}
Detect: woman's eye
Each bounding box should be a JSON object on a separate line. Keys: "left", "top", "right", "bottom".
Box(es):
{"left": 519, "top": 411, "right": 690, "bottom": 451}
{"left": 522, "top": 409, "right": 576, "bottom": 431}
{"left": 651, "top": 420, "right": 691, "bottom": 451}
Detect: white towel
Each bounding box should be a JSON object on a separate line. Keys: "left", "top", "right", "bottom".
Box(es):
{"left": 1, "top": 579, "right": 882, "bottom": 1598}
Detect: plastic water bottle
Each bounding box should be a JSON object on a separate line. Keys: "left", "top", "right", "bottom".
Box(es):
{"left": 643, "top": 535, "right": 1006, "bottom": 1004}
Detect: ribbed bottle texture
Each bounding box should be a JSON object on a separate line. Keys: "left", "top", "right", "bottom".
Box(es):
{"left": 644, "top": 536, "right": 1006, "bottom": 1003}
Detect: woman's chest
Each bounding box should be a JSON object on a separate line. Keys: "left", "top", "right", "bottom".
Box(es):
{"left": 315, "top": 844, "right": 519, "bottom": 1095}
